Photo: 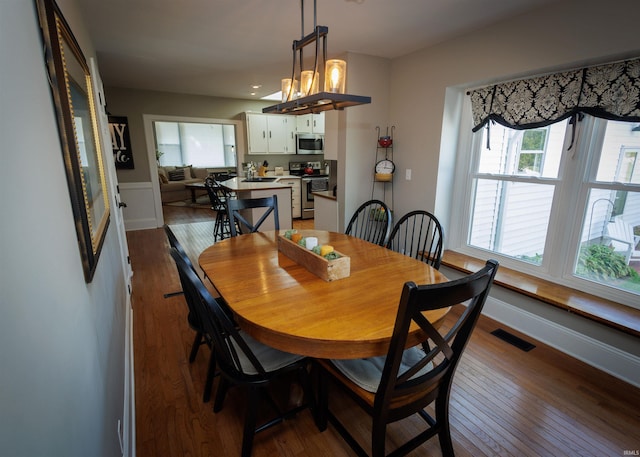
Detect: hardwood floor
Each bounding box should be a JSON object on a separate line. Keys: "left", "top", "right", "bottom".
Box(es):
{"left": 127, "top": 205, "right": 640, "bottom": 457}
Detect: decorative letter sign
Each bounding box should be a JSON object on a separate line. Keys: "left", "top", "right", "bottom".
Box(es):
{"left": 109, "top": 116, "right": 134, "bottom": 169}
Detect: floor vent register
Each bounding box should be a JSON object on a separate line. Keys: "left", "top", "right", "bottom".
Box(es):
{"left": 490, "top": 328, "right": 536, "bottom": 352}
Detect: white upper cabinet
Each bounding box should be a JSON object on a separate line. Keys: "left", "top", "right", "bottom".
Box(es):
{"left": 295, "top": 113, "right": 325, "bottom": 134}
{"left": 245, "top": 113, "right": 296, "bottom": 154}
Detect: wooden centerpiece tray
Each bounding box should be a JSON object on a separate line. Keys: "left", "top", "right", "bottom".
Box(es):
{"left": 277, "top": 232, "right": 350, "bottom": 281}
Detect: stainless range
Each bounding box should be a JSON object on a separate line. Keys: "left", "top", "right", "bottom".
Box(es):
{"left": 289, "top": 161, "right": 329, "bottom": 219}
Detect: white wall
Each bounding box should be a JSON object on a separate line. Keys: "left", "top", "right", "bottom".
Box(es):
{"left": 338, "top": 52, "right": 391, "bottom": 229}
{"left": 0, "top": 1, "right": 129, "bottom": 455}
{"left": 384, "top": 0, "right": 640, "bottom": 384}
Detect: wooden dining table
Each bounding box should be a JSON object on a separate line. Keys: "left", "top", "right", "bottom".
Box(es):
{"left": 198, "top": 230, "right": 451, "bottom": 359}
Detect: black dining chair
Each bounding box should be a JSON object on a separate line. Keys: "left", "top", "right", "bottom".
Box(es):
{"left": 386, "top": 210, "right": 444, "bottom": 269}
{"left": 170, "top": 247, "right": 316, "bottom": 457}
{"left": 204, "top": 176, "right": 233, "bottom": 240}
{"left": 345, "top": 199, "right": 392, "bottom": 246}
{"left": 316, "top": 259, "right": 499, "bottom": 457}
{"left": 227, "top": 194, "right": 279, "bottom": 237}
{"left": 164, "top": 225, "right": 217, "bottom": 403}
{"left": 164, "top": 224, "right": 204, "bottom": 353}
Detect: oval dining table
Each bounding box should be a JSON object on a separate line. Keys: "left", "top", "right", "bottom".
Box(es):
{"left": 198, "top": 230, "right": 451, "bottom": 359}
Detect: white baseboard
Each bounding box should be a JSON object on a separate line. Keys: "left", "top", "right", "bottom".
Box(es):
{"left": 124, "top": 217, "right": 158, "bottom": 231}
{"left": 123, "top": 298, "right": 136, "bottom": 457}
{"left": 483, "top": 296, "right": 640, "bottom": 388}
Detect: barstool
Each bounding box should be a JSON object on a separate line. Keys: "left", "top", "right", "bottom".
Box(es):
{"left": 205, "top": 177, "right": 232, "bottom": 240}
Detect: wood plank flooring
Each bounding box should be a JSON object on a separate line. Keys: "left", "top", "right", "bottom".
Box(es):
{"left": 127, "top": 206, "right": 640, "bottom": 457}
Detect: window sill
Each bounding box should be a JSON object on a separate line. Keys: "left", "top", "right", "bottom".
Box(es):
{"left": 441, "top": 250, "right": 640, "bottom": 338}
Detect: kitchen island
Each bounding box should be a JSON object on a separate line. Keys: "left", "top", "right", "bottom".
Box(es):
{"left": 221, "top": 177, "right": 293, "bottom": 231}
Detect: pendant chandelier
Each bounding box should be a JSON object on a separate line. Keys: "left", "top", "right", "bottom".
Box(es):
{"left": 262, "top": 0, "right": 371, "bottom": 115}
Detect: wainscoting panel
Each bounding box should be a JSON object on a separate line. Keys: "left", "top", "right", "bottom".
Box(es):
{"left": 119, "top": 182, "right": 160, "bottom": 231}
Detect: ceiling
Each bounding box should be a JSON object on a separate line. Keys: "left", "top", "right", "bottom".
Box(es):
{"left": 77, "top": 0, "right": 560, "bottom": 101}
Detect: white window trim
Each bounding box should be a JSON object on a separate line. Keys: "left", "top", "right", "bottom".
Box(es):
{"left": 142, "top": 114, "right": 245, "bottom": 225}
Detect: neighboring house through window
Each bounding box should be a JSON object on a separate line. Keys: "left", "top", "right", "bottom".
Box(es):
{"left": 517, "top": 128, "right": 548, "bottom": 175}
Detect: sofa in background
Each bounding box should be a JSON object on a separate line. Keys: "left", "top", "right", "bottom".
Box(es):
{"left": 158, "top": 165, "right": 209, "bottom": 203}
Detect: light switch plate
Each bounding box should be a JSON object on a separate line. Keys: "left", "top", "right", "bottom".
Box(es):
{"left": 406, "top": 169, "right": 412, "bottom": 180}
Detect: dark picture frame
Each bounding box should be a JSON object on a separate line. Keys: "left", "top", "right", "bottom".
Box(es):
{"left": 36, "top": 0, "right": 110, "bottom": 282}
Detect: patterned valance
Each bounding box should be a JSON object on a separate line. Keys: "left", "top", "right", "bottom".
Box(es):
{"left": 469, "top": 58, "right": 640, "bottom": 132}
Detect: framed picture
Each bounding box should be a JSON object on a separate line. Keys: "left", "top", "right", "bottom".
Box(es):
{"left": 36, "top": 0, "right": 110, "bottom": 282}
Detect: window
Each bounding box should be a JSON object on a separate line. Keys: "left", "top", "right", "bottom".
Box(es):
{"left": 468, "top": 121, "right": 565, "bottom": 264}
{"left": 518, "top": 129, "right": 547, "bottom": 175}
{"left": 615, "top": 148, "right": 639, "bottom": 183}
{"left": 455, "top": 115, "right": 640, "bottom": 308}
{"left": 154, "top": 120, "right": 237, "bottom": 168}
{"left": 575, "top": 122, "right": 640, "bottom": 298}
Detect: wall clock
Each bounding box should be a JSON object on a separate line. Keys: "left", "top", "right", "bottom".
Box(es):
{"left": 375, "top": 159, "right": 395, "bottom": 174}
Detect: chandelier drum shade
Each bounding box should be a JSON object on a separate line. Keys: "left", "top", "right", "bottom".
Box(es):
{"left": 281, "top": 78, "right": 299, "bottom": 103}
{"left": 300, "top": 70, "right": 319, "bottom": 97}
{"left": 325, "top": 59, "right": 346, "bottom": 93}
{"left": 263, "top": 0, "right": 371, "bottom": 115}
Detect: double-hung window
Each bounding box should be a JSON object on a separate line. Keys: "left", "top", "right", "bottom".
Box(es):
{"left": 458, "top": 115, "right": 640, "bottom": 308}
{"left": 576, "top": 120, "right": 640, "bottom": 291}
{"left": 457, "top": 58, "right": 640, "bottom": 309}
{"left": 468, "top": 121, "right": 566, "bottom": 263}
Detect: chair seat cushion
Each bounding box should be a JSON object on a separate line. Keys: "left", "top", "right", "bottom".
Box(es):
{"left": 331, "top": 346, "right": 433, "bottom": 393}
{"left": 235, "top": 330, "right": 304, "bottom": 375}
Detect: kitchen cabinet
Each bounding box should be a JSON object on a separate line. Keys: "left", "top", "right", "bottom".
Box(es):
{"left": 295, "top": 113, "right": 325, "bottom": 134}
{"left": 278, "top": 177, "right": 301, "bottom": 218}
{"left": 244, "top": 113, "right": 296, "bottom": 154}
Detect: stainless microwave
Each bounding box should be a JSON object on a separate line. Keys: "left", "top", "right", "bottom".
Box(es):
{"left": 296, "top": 134, "right": 324, "bottom": 154}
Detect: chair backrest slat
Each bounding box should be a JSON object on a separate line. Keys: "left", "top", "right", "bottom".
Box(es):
{"left": 345, "top": 199, "right": 392, "bottom": 246}
{"left": 227, "top": 195, "right": 279, "bottom": 236}
{"left": 386, "top": 210, "right": 444, "bottom": 269}
{"left": 204, "top": 177, "right": 229, "bottom": 211}
{"left": 164, "top": 224, "right": 196, "bottom": 270}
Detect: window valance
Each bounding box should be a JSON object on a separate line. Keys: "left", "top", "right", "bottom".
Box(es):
{"left": 469, "top": 58, "right": 640, "bottom": 132}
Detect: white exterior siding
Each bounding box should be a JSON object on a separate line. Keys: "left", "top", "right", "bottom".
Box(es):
{"left": 498, "top": 182, "right": 554, "bottom": 257}
{"left": 622, "top": 192, "right": 640, "bottom": 226}
{"left": 469, "top": 179, "right": 500, "bottom": 249}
